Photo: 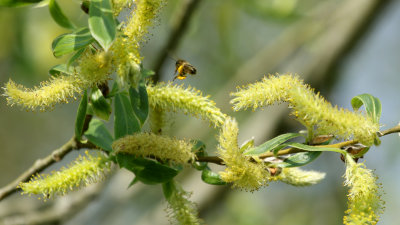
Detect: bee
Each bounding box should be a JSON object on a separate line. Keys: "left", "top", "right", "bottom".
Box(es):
{"left": 173, "top": 59, "right": 197, "bottom": 81}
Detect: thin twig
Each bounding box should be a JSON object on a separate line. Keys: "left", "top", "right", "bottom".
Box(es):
{"left": 195, "top": 126, "right": 399, "bottom": 165}
{"left": 378, "top": 124, "right": 400, "bottom": 137}
{"left": 152, "top": 0, "right": 203, "bottom": 82}
{"left": 1, "top": 181, "right": 107, "bottom": 225}
{"left": 0, "top": 137, "right": 95, "bottom": 201}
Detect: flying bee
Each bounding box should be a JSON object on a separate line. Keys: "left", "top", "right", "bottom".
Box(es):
{"left": 173, "top": 59, "right": 197, "bottom": 81}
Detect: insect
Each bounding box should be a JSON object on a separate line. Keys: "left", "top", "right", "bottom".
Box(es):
{"left": 173, "top": 59, "right": 197, "bottom": 81}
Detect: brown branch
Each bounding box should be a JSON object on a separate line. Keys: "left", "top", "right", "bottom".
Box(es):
{"left": 1, "top": 181, "right": 107, "bottom": 225}
{"left": 0, "top": 137, "right": 95, "bottom": 201}
{"left": 195, "top": 126, "right": 399, "bottom": 165}
{"left": 378, "top": 124, "right": 400, "bottom": 137}
{"left": 152, "top": 0, "right": 203, "bottom": 82}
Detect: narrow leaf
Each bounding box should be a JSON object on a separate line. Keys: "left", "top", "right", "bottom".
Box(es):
{"left": 192, "top": 140, "right": 207, "bottom": 171}
{"left": 351, "top": 93, "right": 382, "bottom": 124}
{"left": 129, "top": 85, "right": 149, "bottom": 125}
{"left": 84, "top": 118, "right": 114, "bottom": 151}
{"left": 49, "top": 64, "right": 73, "bottom": 76}
{"left": 114, "top": 93, "right": 140, "bottom": 139}
{"left": 107, "top": 81, "right": 120, "bottom": 98}
{"left": 282, "top": 142, "right": 346, "bottom": 154}
{"left": 116, "top": 154, "right": 179, "bottom": 185}
{"left": 67, "top": 48, "right": 85, "bottom": 67}
{"left": 49, "top": 0, "right": 75, "bottom": 29}
{"left": 75, "top": 90, "right": 88, "bottom": 141}
{"left": 244, "top": 133, "right": 302, "bottom": 156}
{"left": 88, "top": 0, "right": 116, "bottom": 51}
{"left": 141, "top": 69, "right": 155, "bottom": 78}
{"left": 162, "top": 180, "right": 175, "bottom": 200}
{"left": 240, "top": 137, "right": 255, "bottom": 151}
{"left": 201, "top": 168, "right": 227, "bottom": 185}
{"left": 0, "top": 0, "right": 43, "bottom": 7}
{"left": 127, "top": 177, "right": 139, "bottom": 188}
{"left": 52, "top": 27, "right": 94, "bottom": 57}
{"left": 275, "top": 152, "right": 322, "bottom": 168}
{"left": 90, "top": 87, "right": 112, "bottom": 121}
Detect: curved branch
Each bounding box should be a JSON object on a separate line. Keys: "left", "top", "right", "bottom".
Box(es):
{"left": 195, "top": 126, "right": 399, "bottom": 165}
{"left": 0, "top": 137, "right": 95, "bottom": 201}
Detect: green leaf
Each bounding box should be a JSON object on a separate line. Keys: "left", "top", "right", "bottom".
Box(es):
{"left": 192, "top": 140, "right": 207, "bottom": 171}
{"left": 114, "top": 93, "right": 140, "bottom": 139}
{"left": 52, "top": 27, "right": 94, "bottom": 57}
{"left": 282, "top": 142, "right": 346, "bottom": 154}
{"left": 49, "top": 0, "right": 75, "bottom": 29}
{"left": 244, "top": 133, "right": 302, "bottom": 156}
{"left": 127, "top": 177, "right": 139, "bottom": 188}
{"left": 84, "top": 118, "right": 114, "bottom": 151}
{"left": 240, "top": 137, "right": 255, "bottom": 151}
{"left": 116, "top": 154, "right": 179, "bottom": 185}
{"left": 49, "top": 64, "right": 73, "bottom": 76}
{"left": 201, "top": 168, "right": 227, "bottom": 185}
{"left": 141, "top": 68, "right": 155, "bottom": 78}
{"left": 129, "top": 85, "right": 149, "bottom": 125}
{"left": 90, "top": 87, "right": 112, "bottom": 121}
{"left": 0, "top": 0, "right": 43, "bottom": 7}
{"left": 275, "top": 152, "right": 322, "bottom": 168}
{"left": 75, "top": 90, "right": 88, "bottom": 141}
{"left": 351, "top": 93, "right": 382, "bottom": 124}
{"left": 88, "top": 0, "right": 116, "bottom": 51}
{"left": 67, "top": 48, "right": 85, "bottom": 67}
{"left": 107, "top": 81, "right": 120, "bottom": 98}
{"left": 162, "top": 180, "right": 175, "bottom": 200}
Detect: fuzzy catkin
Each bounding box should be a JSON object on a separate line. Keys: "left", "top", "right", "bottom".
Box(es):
{"left": 278, "top": 168, "right": 326, "bottom": 186}
{"left": 147, "top": 82, "right": 227, "bottom": 128}
{"left": 19, "top": 152, "right": 110, "bottom": 199}
{"left": 112, "top": 133, "right": 195, "bottom": 164}
{"left": 3, "top": 0, "right": 165, "bottom": 111}
{"left": 3, "top": 50, "right": 113, "bottom": 111}
{"left": 218, "top": 118, "right": 273, "bottom": 191}
{"left": 343, "top": 155, "right": 384, "bottom": 225}
{"left": 230, "top": 74, "right": 379, "bottom": 146}
{"left": 112, "top": 0, "right": 165, "bottom": 80}
{"left": 165, "top": 182, "right": 202, "bottom": 225}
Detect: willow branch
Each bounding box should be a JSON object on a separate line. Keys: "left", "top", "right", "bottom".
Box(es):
{"left": 152, "top": 0, "right": 202, "bottom": 82}
{"left": 195, "top": 126, "right": 399, "bottom": 165}
{"left": 378, "top": 124, "right": 400, "bottom": 137}
{"left": 0, "top": 137, "right": 95, "bottom": 201}
{"left": 1, "top": 182, "right": 106, "bottom": 225}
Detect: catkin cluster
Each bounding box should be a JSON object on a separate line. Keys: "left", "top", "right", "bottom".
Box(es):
{"left": 231, "top": 74, "right": 379, "bottom": 146}
{"left": 147, "top": 82, "right": 227, "bottom": 128}
{"left": 19, "top": 152, "right": 110, "bottom": 200}
{"left": 218, "top": 118, "right": 274, "bottom": 191}
{"left": 112, "top": 132, "right": 196, "bottom": 164}
{"left": 343, "top": 155, "right": 384, "bottom": 225}
{"left": 3, "top": 0, "right": 164, "bottom": 111}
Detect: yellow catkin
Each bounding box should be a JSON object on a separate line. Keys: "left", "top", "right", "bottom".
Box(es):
{"left": 230, "top": 74, "right": 304, "bottom": 111}
{"left": 165, "top": 181, "right": 201, "bottom": 225}
{"left": 230, "top": 74, "right": 379, "bottom": 146}
{"left": 3, "top": 50, "right": 112, "bottom": 111}
{"left": 278, "top": 168, "right": 326, "bottom": 186}
{"left": 19, "top": 151, "right": 110, "bottom": 200}
{"left": 112, "top": 0, "right": 131, "bottom": 16}
{"left": 218, "top": 118, "right": 273, "bottom": 191}
{"left": 112, "top": 132, "right": 195, "bottom": 164}
{"left": 111, "top": 0, "right": 165, "bottom": 80}
{"left": 3, "top": 76, "right": 80, "bottom": 111}
{"left": 3, "top": 0, "right": 165, "bottom": 110}
{"left": 343, "top": 154, "right": 384, "bottom": 225}
{"left": 147, "top": 82, "right": 227, "bottom": 128}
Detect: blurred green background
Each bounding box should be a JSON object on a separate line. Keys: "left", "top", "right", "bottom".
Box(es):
{"left": 1, "top": 0, "right": 400, "bottom": 224}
